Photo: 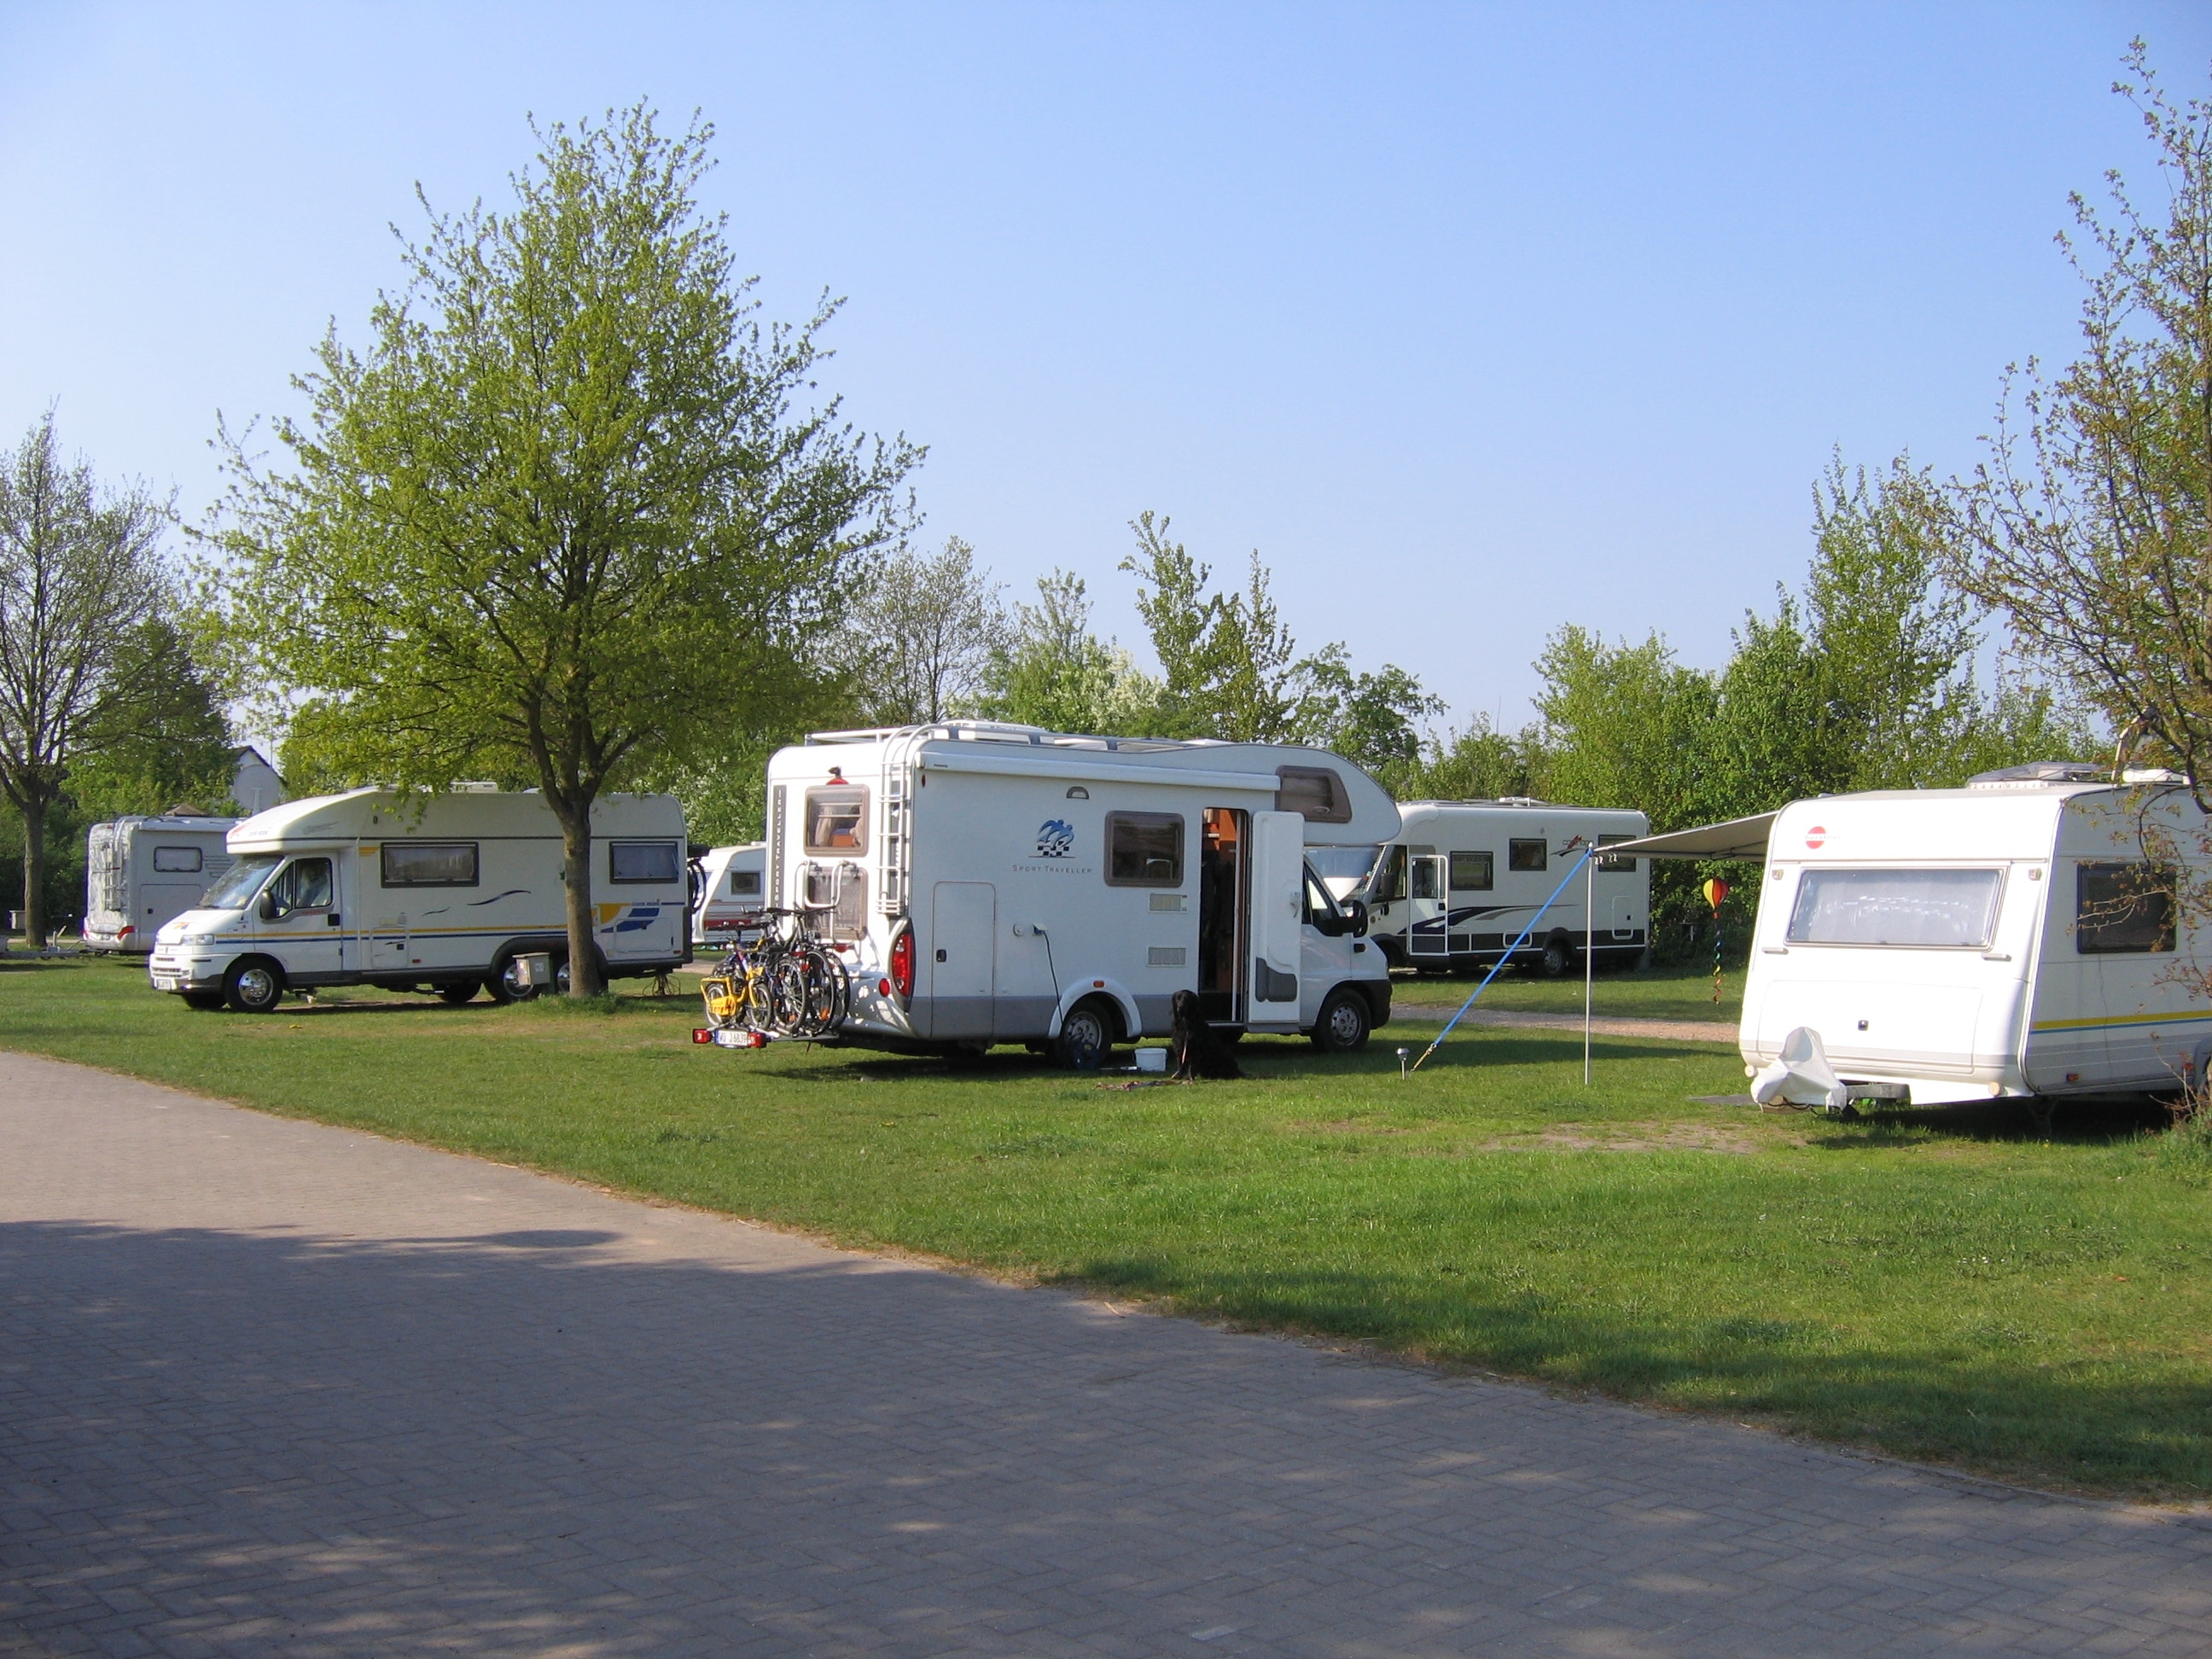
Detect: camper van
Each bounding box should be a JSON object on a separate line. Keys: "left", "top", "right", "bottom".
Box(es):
{"left": 694, "top": 842, "right": 768, "bottom": 947}
{"left": 84, "top": 813, "right": 241, "bottom": 952}
{"left": 755, "top": 722, "right": 1401, "bottom": 1062}
{"left": 1357, "top": 800, "right": 1651, "bottom": 975}
{"left": 145, "top": 788, "right": 689, "bottom": 1011}
{"left": 1739, "top": 768, "right": 2212, "bottom": 1105}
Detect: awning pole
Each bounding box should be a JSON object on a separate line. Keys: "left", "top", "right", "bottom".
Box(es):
{"left": 1584, "top": 849, "right": 1594, "bottom": 1086}
{"left": 1412, "top": 847, "right": 1594, "bottom": 1074}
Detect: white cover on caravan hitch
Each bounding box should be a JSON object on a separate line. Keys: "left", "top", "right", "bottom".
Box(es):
{"left": 1751, "top": 1025, "right": 1854, "bottom": 1112}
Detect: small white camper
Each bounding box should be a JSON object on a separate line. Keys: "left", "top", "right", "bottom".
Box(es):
{"left": 1732, "top": 766, "right": 2212, "bottom": 1104}
{"left": 146, "top": 788, "right": 689, "bottom": 1011}
{"left": 1357, "top": 800, "right": 1651, "bottom": 975}
{"left": 693, "top": 843, "right": 768, "bottom": 947}
{"left": 755, "top": 722, "right": 1401, "bottom": 1061}
{"left": 84, "top": 813, "right": 241, "bottom": 952}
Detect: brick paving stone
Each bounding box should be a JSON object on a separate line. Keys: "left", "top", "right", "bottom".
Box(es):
{"left": 3, "top": 1050, "right": 2210, "bottom": 1657}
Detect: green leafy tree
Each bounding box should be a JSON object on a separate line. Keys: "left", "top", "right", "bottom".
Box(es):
{"left": 67, "top": 620, "right": 237, "bottom": 819}
{"left": 977, "top": 570, "right": 1160, "bottom": 733}
{"left": 205, "top": 108, "right": 917, "bottom": 992}
{"left": 837, "top": 536, "right": 1004, "bottom": 725}
{"left": 1388, "top": 715, "right": 1551, "bottom": 802}
{"left": 1295, "top": 649, "right": 1443, "bottom": 777}
{"left": 0, "top": 416, "right": 168, "bottom": 942}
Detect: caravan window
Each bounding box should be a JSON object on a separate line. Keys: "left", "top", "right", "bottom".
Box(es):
{"left": 1597, "top": 835, "right": 1639, "bottom": 873}
{"left": 2075, "top": 863, "right": 2175, "bottom": 954}
{"left": 1275, "top": 767, "right": 1353, "bottom": 825}
{"left": 1369, "top": 845, "right": 1408, "bottom": 903}
{"left": 729, "top": 868, "right": 761, "bottom": 898}
{"left": 1449, "top": 851, "right": 1493, "bottom": 892}
{"left": 1787, "top": 867, "right": 2002, "bottom": 948}
{"left": 609, "top": 841, "right": 680, "bottom": 885}
{"left": 1411, "top": 857, "right": 1440, "bottom": 900}
{"left": 1508, "top": 839, "right": 1548, "bottom": 872}
{"left": 381, "top": 842, "right": 479, "bottom": 888}
{"left": 1106, "top": 812, "right": 1184, "bottom": 888}
{"left": 805, "top": 784, "right": 868, "bottom": 853}
{"left": 152, "top": 846, "right": 203, "bottom": 874}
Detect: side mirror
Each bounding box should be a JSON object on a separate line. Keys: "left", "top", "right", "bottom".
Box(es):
{"left": 258, "top": 892, "right": 282, "bottom": 923}
{"left": 1347, "top": 899, "right": 1369, "bottom": 939}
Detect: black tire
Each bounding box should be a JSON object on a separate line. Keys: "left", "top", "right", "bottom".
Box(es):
{"left": 223, "top": 958, "right": 285, "bottom": 1014}
{"left": 1051, "top": 997, "right": 1117, "bottom": 1070}
{"left": 1311, "top": 987, "right": 1372, "bottom": 1054}
{"left": 436, "top": 983, "right": 480, "bottom": 1006}
{"left": 180, "top": 991, "right": 226, "bottom": 1011}
{"left": 1540, "top": 936, "right": 1574, "bottom": 979}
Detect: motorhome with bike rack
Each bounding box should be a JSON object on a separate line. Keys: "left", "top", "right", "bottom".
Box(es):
{"left": 739, "top": 722, "right": 1402, "bottom": 1062}
{"left": 84, "top": 812, "right": 241, "bottom": 952}
{"left": 1669, "top": 765, "right": 2212, "bottom": 1107}
{"left": 145, "top": 787, "right": 690, "bottom": 1011}
{"left": 1354, "top": 800, "right": 1650, "bottom": 975}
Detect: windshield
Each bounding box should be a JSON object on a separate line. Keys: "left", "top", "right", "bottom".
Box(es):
{"left": 1307, "top": 844, "right": 1382, "bottom": 897}
{"left": 201, "top": 853, "right": 280, "bottom": 911}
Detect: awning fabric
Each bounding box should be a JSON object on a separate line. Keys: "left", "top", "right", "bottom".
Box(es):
{"left": 1601, "top": 811, "right": 1778, "bottom": 862}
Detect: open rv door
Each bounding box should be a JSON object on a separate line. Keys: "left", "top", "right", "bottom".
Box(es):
{"left": 1249, "top": 810, "right": 1305, "bottom": 1028}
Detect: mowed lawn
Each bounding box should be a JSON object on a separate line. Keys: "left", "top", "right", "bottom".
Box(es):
{"left": 1394, "top": 957, "right": 1744, "bottom": 1024}
{"left": 6, "top": 952, "right": 2209, "bottom": 1499}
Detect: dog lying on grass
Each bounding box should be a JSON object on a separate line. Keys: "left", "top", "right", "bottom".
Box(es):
{"left": 1170, "top": 988, "right": 1243, "bottom": 1080}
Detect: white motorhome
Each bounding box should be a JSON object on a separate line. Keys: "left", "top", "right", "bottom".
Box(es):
{"left": 84, "top": 813, "right": 240, "bottom": 952}
{"left": 146, "top": 788, "right": 689, "bottom": 1012}
{"left": 693, "top": 842, "right": 768, "bottom": 948}
{"left": 1356, "top": 800, "right": 1651, "bottom": 975}
{"left": 757, "top": 722, "right": 1401, "bottom": 1061}
{"left": 1737, "top": 766, "right": 2212, "bottom": 1104}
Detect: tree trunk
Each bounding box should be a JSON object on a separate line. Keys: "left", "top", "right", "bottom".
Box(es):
{"left": 20, "top": 793, "right": 48, "bottom": 946}
{"left": 553, "top": 802, "right": 607, "bottom": 998}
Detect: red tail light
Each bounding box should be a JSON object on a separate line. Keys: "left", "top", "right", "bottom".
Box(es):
{"left": 889, "top": 929, "right": 914, "bottom": 1001}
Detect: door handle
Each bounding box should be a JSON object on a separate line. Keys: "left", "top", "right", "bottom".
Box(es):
{"left": 935, "top": 948, "right": 946, "bottom": 962}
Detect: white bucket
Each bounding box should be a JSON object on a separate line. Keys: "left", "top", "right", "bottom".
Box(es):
{"left": 1134, "top": 1047, "right": 1167, "bottom": 1074}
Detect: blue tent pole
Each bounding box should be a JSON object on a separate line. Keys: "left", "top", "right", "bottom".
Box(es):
{"left": 1411, "top": 846, "right": 1594, "bottom": 1074}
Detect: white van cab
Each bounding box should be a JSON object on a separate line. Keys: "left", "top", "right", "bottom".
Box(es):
{"left": 148, "top": 787, "right": 690, "bottom": 1011}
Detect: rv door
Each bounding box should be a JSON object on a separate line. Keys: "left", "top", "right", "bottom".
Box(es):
{"left": 1249, "top": 810, "right": 1304, "bottom": 1027}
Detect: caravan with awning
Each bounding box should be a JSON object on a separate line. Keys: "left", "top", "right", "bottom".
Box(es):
{"left": 1662, "top": 768, "right": 2212, "bottom": 1105}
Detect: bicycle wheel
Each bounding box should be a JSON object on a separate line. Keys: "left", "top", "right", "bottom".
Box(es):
{"left": 793, "top": 944, "right": 846, "bottom": 1036}
{"left": 765, "top": 955, "right": 813, "bottom": 1035}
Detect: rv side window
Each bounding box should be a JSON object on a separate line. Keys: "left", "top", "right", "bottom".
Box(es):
{"left": 1370, "top": 846, "right": 1408, "bottom": 902}
{"left": 1449, "top": 851, "right": 1493, "bottom": 891}
{"left": 151, "top": 846, "right": 203, "bottom": 874}
{"left": 1787, "top": 867, "right": 2002, "bottom": 948}
{"left": 1105, "top": 812, "right": 1184, "bottom": 888}
{"left": 805, "top": 785, "right": 868, "bottom": 853}
{"left": 1508, "top": 839, "right": 1547, "bottom": 872}
{"left": 1597, "top": 835, "right": 1638, "bottom": 873}
{"left": 730, "top": 869, "right": 761, "bottom": 898}
{"left": 381, "top": 842, "right": 479, "bottom": 887}
{"left": 609, "top": 841, "right": 680, "bottom": 885}
{"left": 1411, "top": 858, "right": 1439, "bottom": 900}
{"left": 1275, "top": 766, "right": 1352, "bottom": 825}
{"left": 2075, "top": 863, "right": 2175, "bottom": 954}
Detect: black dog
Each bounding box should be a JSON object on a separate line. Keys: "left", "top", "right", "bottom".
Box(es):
{"left": 1170, "top": 988, "right": 1243, "bottom": 1080}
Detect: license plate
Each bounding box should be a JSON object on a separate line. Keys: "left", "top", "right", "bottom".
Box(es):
{"left": 151, "top": 975, "right": 178, "bottom": 991}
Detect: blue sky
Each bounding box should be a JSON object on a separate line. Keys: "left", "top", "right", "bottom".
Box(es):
{"left": 3, "top": 3, "right": 2207, "bottom": 736}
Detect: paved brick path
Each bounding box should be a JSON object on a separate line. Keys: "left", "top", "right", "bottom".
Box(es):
{"left": 3, "top": 1052, "right": 2209, "bottom": 1657}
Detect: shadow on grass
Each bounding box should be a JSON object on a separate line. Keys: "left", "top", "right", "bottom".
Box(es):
{"left": 1812, "top": 1093, "right": 2179, "bottom": 1150}
{"left": 1067, "top": 1255, "right": 2212, "bottom": 1495}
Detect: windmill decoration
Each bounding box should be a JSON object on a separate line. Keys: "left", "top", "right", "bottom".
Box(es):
{"left": 1702, "top": 876, "right": 1729, "bottom": 1005}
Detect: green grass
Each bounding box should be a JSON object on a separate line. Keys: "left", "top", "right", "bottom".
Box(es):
{"left": 6, "top": 952, "right": 2209, "bottom": 1499}
{"left": 1392, "top": 957, "right": 1744, "bottom": 1023}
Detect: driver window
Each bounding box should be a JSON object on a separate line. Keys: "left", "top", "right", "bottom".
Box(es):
{"left": 274, "top": 858, "right": 334, "bottom": 911}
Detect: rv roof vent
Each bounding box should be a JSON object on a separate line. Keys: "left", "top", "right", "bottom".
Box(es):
{"left": 165, "top": 803, "right": 212, "bottom": 817}
{"left": 449, "top": 781, "right": 500, "bottom": 793}
{"left": 1967, "top": 760, "right": 2105, "bottom": 789}
{"left": 1496, "top": 795, "right": 1550, "bottom": 807}
{"left": 2122, "top": 767, "right": 2190, "bottom": 785}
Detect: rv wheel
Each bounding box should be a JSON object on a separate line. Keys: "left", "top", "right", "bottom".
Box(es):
{"left": 1540, "top": 937, "right": 1574, "bottom": 979}
{"left": 223, "top": 959, "right": 286, "bottom": 1015}
{"left": 1051, "top": 998, "right": 1116, "bottom": 1069}
{"left": 1311, "top": 987, "right": 1371, "bottom": 1054}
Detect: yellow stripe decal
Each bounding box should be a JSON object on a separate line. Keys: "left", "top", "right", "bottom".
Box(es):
{"left": 2030, "top": 1010, "right": 2212, "bottom": 1033}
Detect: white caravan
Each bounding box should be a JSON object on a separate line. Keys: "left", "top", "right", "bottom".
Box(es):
{"left": 146, "top": 788, "right": 689, "bottom": 1012}
{"left": 1737, "top": 766, "right": 2212, "bottom": 1104}
{"left": 1357, "top": 800, "right": 1651, "bottom": 975}
{"left": 758, "top": 722, "right": 1401, "bottom": 1061}
{"left": 693, "top": 842, "right": 768, "bottom": 948}
{"left": 84, "top": 813, "right": 241, "bottom": 952}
